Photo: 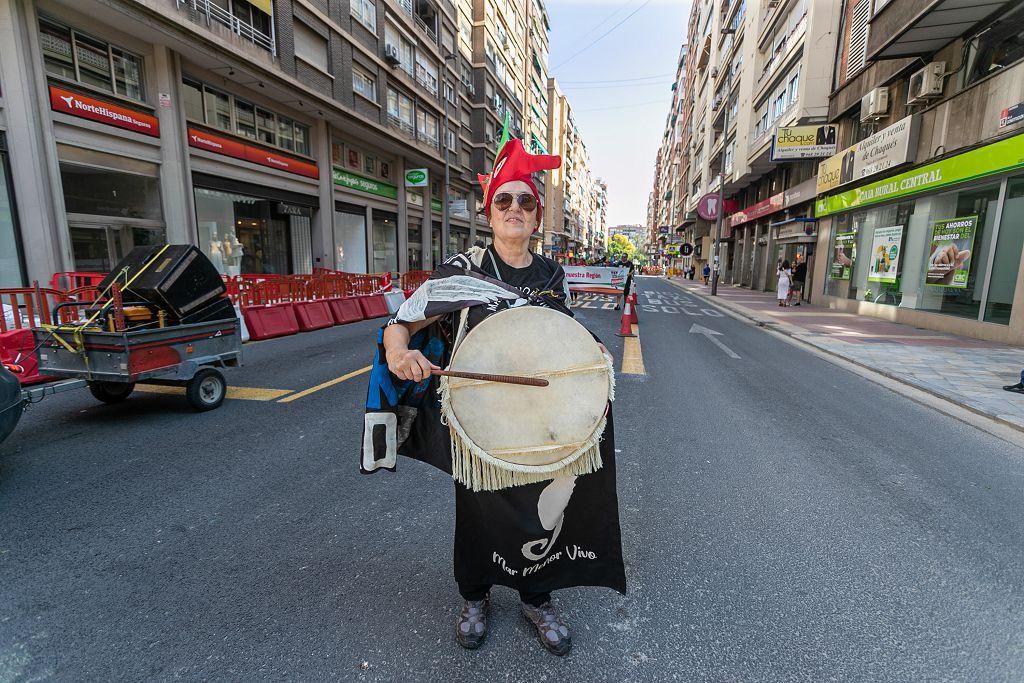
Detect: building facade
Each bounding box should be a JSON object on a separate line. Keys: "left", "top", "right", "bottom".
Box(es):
{"left": 0, "top": 0, "right": 600, "bottom": 287}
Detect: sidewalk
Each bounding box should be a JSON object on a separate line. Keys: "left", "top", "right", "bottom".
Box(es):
{"left": 665, "top": 276, "right": 1024, "bottom": 432}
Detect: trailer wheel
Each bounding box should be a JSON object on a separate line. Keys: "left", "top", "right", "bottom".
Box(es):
{"left": 88, "top": 381, "right": 135, "bottom": 404}
{"left": 185, "top": 368, "right": 226, "bottom": 411}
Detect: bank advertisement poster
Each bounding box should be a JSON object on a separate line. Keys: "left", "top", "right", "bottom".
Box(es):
{"left": 563, "top": 266, "right": 628, "bottom": 292}
{"left": 867, "top": 226, "right": 903, "bottom": 284}
{"left": 926, "top": 215, "right": 977, "bottom": 288}
{"left": 831, "top": 231, "right": 857, "bottom": 280}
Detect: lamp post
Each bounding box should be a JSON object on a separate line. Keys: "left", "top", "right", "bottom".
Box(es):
{"left": 441, "top": 51, "right": 457, "bottom": 262}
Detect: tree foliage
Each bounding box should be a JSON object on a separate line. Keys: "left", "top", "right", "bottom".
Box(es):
{"left": 607, "top": 234, "right": 636, "bottom": 261}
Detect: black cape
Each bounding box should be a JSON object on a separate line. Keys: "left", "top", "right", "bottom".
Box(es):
{"left": 361, "top": 250, "right": 625, "bottom": 594}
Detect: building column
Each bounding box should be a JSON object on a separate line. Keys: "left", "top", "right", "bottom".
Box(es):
{"left": 0, "top": 0, "right": 69, "bottom": 281}
{"left": 421, "top": 183, "right": 432, "bottom": 270}
{"left": 312, "top": 118, "right": 334, "bottom": 269}
{"left": 153, "top": 47, "right": 193, "bottom": 245}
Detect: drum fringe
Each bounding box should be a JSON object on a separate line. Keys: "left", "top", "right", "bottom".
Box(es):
{"left": 439, "top": 373, "right": 611, "bottom": 492}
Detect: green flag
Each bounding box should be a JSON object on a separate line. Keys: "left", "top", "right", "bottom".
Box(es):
{"left": 496, "top": 111, "right": 512, "bottom": 156}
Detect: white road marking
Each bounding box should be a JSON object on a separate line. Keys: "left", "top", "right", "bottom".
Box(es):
{"left": 689, "top": 323, "right": 741, "bottom": 359}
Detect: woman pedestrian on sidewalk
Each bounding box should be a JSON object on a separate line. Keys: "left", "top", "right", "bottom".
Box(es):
{"left": 777, "top": 260, "right": 792, "bottom": 307}
{"left": 363, "top": 137, "right": 625, "bottom": 657}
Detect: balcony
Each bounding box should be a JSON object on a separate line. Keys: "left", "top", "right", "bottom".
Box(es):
{"left": 387, "top": 113, "right": 416, "bottom": 139}
{"left": 180, "top": 0, "right": 275, "bottom": 54}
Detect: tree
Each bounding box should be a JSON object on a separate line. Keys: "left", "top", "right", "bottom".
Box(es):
{"left": 607, "top": 234, "right": 636, "bottom": 261}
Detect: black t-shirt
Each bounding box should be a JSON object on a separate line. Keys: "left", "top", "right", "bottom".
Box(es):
{"left": 466, "top": 247, "right": 565, "bottom": 330}
{"left": 793, "top": 262, "right": 807, "bottom": 282}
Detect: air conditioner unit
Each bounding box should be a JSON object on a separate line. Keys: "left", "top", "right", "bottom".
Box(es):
{"left": 492, "top": 95, "right": 502, "bottom": 110}
{"left": 384, "top": 44, "right": 401, "bottom": 66}
{"left": 711, "top": 66, "right": 719, "bottom": 78}
{"left": 767, "top": 0, "right": 780, "bottom": 7}
{"left": 906, "top": 62, "right": 946, "bottom": 105}
{"left": 860, "top": 86, "right": 889, "bottom": 122}
{"left": 484, "top": 133, "right": 495, "bottom": 143}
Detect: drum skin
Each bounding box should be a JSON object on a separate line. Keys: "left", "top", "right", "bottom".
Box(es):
{"left": 447, "top": 306, "right": 610, "bottom": 466}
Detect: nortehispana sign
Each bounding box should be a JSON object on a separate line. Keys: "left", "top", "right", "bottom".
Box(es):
{"left": 49, "top": 85, "right": 160, "bottom": 137}
{"left": 188, "top": 127, "right": 319, "bottom": 179}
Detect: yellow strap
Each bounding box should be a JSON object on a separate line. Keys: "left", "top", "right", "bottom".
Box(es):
{"left": 43, "top": 328, "right": 78, "bottom": 354}
{"left": 76, "top": 244, "right": 170, "bottom": 332}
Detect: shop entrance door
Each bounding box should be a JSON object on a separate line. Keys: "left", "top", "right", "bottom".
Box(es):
{"left": 69, "top": 223, "right": 166, "bottom": 272}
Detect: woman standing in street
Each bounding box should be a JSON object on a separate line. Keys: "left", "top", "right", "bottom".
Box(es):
{"left": 777, "top": 260, "right": 792, "bottom": 307}
{"left": 363, "top": 137, "right": 625, "bottom": 657}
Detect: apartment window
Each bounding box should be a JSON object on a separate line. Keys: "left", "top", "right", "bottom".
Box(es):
{"left": 446, "top": 128, "right": 457, "bottom": 150}
{"left": 415, "top": 54, "right": 439, "bottom": 95}
{"left": 295, "top": 21, "right": 329, "bottom": 73}
{"left": 351, "top": 0, "right": 377, "bottom": 33}
{"left": 387, "top": 87, "right": 415, "bottom": 135}
{"left": 786, "top": 70, "right": 800, "bottom": 105}
{"left": 417, "top": 109, "right": 439, "bottom": 147}
{"left": 353, "top": 67, "right": 377, "bottom": 101}
{"left": 184, "top": 77, "right": 312, "bottom": 156}
{"left": 460, "top": 107, "right": 471, "bottom": 128}
{"left": 962, "top": 4, "right": 1024, "bottom": 87}
{"left": 385, "top": 23, "right": 414, "bottom": 76}
{"left": 442, "top": 28, "right": 455, "bottom": 54}
{"left": 39, "top": 18, "right": 146, "bottom": 101}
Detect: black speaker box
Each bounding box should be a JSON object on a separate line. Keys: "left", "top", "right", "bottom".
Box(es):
{"left": 178, "top": 297, "right": 236, "bottom": 325}
{"left": 99, "top": 245, "right": 226, "bottom": 318}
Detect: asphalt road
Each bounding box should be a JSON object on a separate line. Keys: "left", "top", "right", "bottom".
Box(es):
{"left": 2, "top": 277, "right": 1022, "bottom": 681}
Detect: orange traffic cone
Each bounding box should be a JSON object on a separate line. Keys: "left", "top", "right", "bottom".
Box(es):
{"left": 616, "top": 296, "right": 636, "bottom": 337}
{"left": 628, "top": 292, "right": 639, "bottom": 325}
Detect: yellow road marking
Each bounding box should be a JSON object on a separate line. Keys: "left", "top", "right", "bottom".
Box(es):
{"left": 277, "top": 365, "right": 372, "bottom": 403}
{"left": 622, "top": 324, "right": 646, "bottom": 375}
{"left": 135, "top": 385, "right": 293, "bottom": 401}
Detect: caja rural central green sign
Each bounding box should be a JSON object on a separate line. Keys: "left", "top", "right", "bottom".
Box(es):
{"left": 816, "top": 133, "right": 1024, "bottom": 217}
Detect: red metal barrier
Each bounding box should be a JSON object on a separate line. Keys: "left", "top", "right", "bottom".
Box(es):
{"left": 0, "top": 328, "right": 57, "bottom": 385}
{"left": 1, "top": 287, "right": 65, "bottom": 333}
{"left": 48, "top": 272, "right": 104, "bottom": 291}
{"left": 400, "top": 271, "right": 430, "bottom": 291}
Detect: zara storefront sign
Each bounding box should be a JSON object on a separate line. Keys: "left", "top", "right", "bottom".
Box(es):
{"left": 771, "top": 125, "right": 837, "bottom": 161}
{"left": 816, "top": 115, "right": 918, "bottom": 194}
{"left": 49, "top": 85, "right": 159, "bottom": 137}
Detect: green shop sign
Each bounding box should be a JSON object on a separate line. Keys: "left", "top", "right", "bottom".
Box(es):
{"left": 816, "top": 133, "right": 1024, "bottom": 217}
{"left": 333, "top": 168, "right": 397, "bottom": 199}
{"left": 430, "top": 198, "right": 442, "bottom": 212}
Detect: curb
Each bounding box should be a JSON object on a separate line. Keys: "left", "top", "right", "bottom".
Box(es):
{"left": 664, "top": 278, "right": 1024, "bottom": 436}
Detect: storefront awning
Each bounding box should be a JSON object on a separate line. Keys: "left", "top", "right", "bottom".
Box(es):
{"left": 769, "top": 217, "right": 817, "bottom": 228}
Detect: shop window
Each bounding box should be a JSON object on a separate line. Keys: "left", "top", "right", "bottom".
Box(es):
{"left": 278, "top": 117, "right": 295, "bottom": 151}
{"left": 353, "top": 67, "right": 377, "bottom": 101}
{"left": 371, "top": 210, "right": 398, "bottom": 273}
{"left": 983, "top": 176, "right": 1024, "bottom": 324}
{"left": 39, "top": 18, "right": 145, "bottom": 102}
{"left": 0, "top": 152, "right": 24, "bottom": 287}
{"left": 295, "top": 21, "right": 329, "bottom": 73}
{"left": 351, "top": 0, "right": 377, "bottom": 33}
{"left": 59, "top": 163, "right": 162, "bottom": 221}
{"left": 194, "top": 187, "right": 312, "bottom": 276}
{"left": 334, "top": 203, "right": 367, "bottom": 272}
{"left": 408, "top": 224, "right": 422, "bottom": 270}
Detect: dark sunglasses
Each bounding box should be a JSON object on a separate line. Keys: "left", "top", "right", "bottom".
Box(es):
{"left": 492, "top": 192, "right": 538, "bottom": 213}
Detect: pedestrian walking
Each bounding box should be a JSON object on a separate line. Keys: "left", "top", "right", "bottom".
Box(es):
{"left": 792, "top": 257, "right": 807, "bottom": 306}
{"left": 777, "top": 260, "right": 792, "bottom": 307}
{"left": 363, "top": 136, "right": 625, "bottom": 657}
{"left": 702, "top": 263, "right": 711, "bottom": 285}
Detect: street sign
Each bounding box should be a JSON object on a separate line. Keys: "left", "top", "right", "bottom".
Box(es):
{"left": 697, "top": 193, "right": 720, "bottom": 221}
{"left": 405, "top": 168, "right": 428, "bottom": 187}
{"left": 680, "top": 242, "right": 694, "bottom": 257}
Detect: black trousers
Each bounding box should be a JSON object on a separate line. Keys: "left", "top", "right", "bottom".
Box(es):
{"left": 459, "top": 583, "right": 551, "bottom": 607}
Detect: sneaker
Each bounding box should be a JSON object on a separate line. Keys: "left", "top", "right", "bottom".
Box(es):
{"left": 521, "top": 601, "right": 572, "bottom": 656}
{"left": 456, "top": 596, "right": 489, "bottom": 649}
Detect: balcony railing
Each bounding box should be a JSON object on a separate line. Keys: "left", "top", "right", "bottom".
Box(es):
{"left": 180, "top": 0, "right": 275, "bottom": 54}
{"left": 387, "top": 114, "right": 416, "bottom": 138}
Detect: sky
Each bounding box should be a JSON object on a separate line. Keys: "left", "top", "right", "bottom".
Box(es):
{"left": 546, "top": 0, "right": 691, "bottom": 228}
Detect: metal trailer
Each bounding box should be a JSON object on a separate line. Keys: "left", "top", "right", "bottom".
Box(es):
{"left": 28, "top": 318, "right": 242, "bottom": 412}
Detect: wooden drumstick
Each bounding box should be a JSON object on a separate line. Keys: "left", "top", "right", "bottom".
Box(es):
{"left": 431, "top": 369, "right": 549, "bottom": 387}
